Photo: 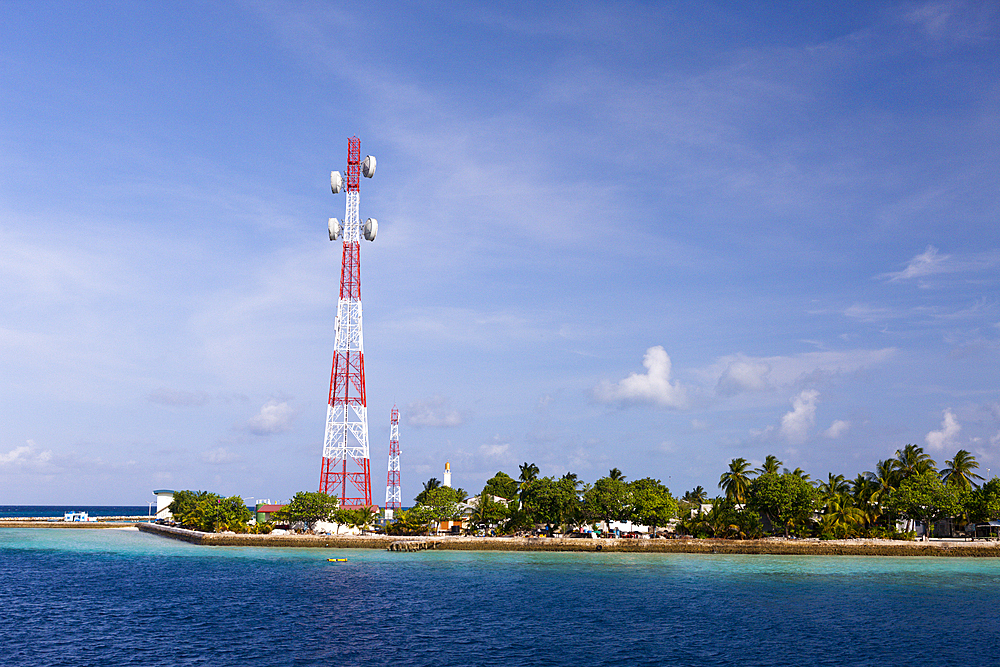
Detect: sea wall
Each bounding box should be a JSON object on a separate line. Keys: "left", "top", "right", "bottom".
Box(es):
{"left": 134, "top": 524, "right": 1000, "bottom": 556}
{"left": 0, "top": 519, "right": 143, "bottom": 529}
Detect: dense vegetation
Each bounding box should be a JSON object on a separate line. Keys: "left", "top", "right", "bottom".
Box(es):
{"left": 389, "top": 445, "right": 1000, "bottom": 540}
{"left": 167, "top": 490, "right": 378, "bottom": 534}
{"left": 167, "top": 490, "right": 253, "bottom": 533}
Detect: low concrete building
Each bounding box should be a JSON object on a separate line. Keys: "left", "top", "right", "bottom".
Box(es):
{"left": 153, "top": 490, "right": 174, "bottom": 520}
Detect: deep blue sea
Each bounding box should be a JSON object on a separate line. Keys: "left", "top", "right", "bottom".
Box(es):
{"left": 0, "top": 505, "right": 149, "bottom": 518}
{"left": 3, "top": 527, "right": 1000, "bottom": 666}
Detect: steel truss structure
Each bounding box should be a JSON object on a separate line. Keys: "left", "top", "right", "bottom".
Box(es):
{"left": 319, "top": 136, "right": 372, "bottom": 507}
{"left": 385, "top": 406, "right": 401, "bottom": 511}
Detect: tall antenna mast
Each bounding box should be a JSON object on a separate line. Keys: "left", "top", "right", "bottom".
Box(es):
{"left": 385, "top": 405, "right": 401, "bottom": 520}
{"left": 319, "top": 136, "right": 378, "bottom": 507}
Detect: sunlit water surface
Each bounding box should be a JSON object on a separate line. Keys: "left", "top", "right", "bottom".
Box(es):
{"left": 3, "top": 528, "right": 999, "bottom": 666}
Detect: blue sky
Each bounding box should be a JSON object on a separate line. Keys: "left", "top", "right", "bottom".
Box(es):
{"left": 2, "top": 1, "right": 998, "bottom": 505}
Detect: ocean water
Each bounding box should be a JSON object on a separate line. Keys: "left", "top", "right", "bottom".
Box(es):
{"left": 2, "top": 528, "right": 1000, "bottom": 666}
{"left": 0, "top": 505, "right": 149, "bottom": 518}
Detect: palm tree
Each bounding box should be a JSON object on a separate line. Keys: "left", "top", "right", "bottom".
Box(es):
{"left": 783, "top": 467, "right": 812, "bottom": 482}
{"left": 719, "top": 458, "right": 752, "bottom": 504}
{"left": 683, "top": 486, "right": 707, "bottom": 504}
{"left": 892, "top": 444, "right": 936, "bottom": 480}
{"left": 942, "top": 449, "right": 984, "bottom": 490}
{"left": 422, "top": 478, "right": 441, "bottom": 492}
{"left": 518, "top": 462, "right": 540, "bottom": 484}
{"left": 608, "top": 468, "right": 626, "bottom": 481}
{"left": 756, "top": 455, "right": 783, "bottom": 475}
{"left": 850, "top": 474, "right": 882, "bottom": 532}
{"left": 817, "top": 473, "right": 849, "bottom": 499}
{"left": 819, "top": 492, "right": 865, "bottom": 538}
{"left": 865, "top": 459, "right": 897, "bottom": 494}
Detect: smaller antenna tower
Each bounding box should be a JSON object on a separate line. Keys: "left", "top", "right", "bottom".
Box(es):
{"left": 384, "top": 406, "right": 401, "bottom": 519}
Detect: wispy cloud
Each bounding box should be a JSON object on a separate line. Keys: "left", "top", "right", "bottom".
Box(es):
{"left": 700, "top": 349, "right": 896, "bottom": 396}
{"left": 0, "top": 440, "right": 53, "bottom": 467}
{"left": 594, "top": 346, "right": 689, "bottom": 409}
{"left": 406, "top": 396, "right": 463, "bottom": 428}
{"left": 202, "top": 447, "right": 240, "bottom": 464}
{"left": 883, "top": 245, "right": 952, "bottom": 282}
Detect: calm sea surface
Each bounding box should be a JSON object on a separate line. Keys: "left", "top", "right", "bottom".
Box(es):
{"left": 3, "top": 527, "right": 1000, "bottom": 666}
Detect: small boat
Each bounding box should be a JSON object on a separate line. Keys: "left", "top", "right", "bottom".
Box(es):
{"left": 327, "top": 558, "right": 348, "bottom": 562}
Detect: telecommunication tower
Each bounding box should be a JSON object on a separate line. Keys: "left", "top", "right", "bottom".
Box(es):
{"left": 384, "top": 406, "right": 401, "bottom": 520}
{"left": 319, "top": 136, "right": 379, "bottom": 508}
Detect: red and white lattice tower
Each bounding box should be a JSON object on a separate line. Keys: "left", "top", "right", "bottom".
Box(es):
{"left": 319, "top": 136, "right": 379, "bottom": 508}
{"left": 384, "top": 406, "right": 401, "bottom": 518}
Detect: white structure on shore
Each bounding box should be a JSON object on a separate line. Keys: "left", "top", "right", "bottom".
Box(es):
{"left": 443, "top": 461, "right": 451, "bottom": 488}
{"left": 152, "top": 489, "right": 174, "bottom": 520}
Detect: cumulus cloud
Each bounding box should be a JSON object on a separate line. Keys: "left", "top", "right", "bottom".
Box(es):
{"left": 406, "top": 396, "right": 463, "bottom": 427}
{"left": 925, "top": 408, "right": 961, "bottom": 451}
{"left": 823, "top": 420, "right": 851, "bottom": 439}
{"left": 780, "top": 390, "right": 819, "bottom": 444}
{"left": 148, "top": 388, "right": 210, "bottom": 407}
{"left": 594, "top": 346, "right": 688, "bottom": 409}
{"left": 0, "top": 440, "right": 53, "bottom": 467}
{"left": 716, "top": 357, "right": 771, "bottom": 395}
{"left": 246, "top": 400, "right": 296, "bottom": 435}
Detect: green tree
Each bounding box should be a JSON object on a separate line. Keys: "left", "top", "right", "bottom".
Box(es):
{"left": 415, "top": 485, "right": 462, "bottom": 526}
{"left": 719, "top": 458, "right": 753, "bottom": 504}
{"left": 755, "top": 455, "right": 783, "bottom": 475}
{"left": 521, "top": 476, "right": 579, "bottom": 534}
{"left": 816, "top": 473, "right": 849, "bottom": 499}
{"left": 942, "top": 449, "right": 984, "bottom": 490}
{"left": 682, "top": 486, "right": 707, "bottom": 504}
{"left": 628, "top": 478, "right": 677, "bottom": 535}
{"left": 608, "top": 468, "right": 626, "bottom": 482}
{"left": 748, "top": 472, "right": 817, "bottom": 538}
{"left": 583, "top": 475, "right": 628, "bottom": 532}
{"left": 482, "top": 471, "right": 519, "bottom": 500}
{"left": 469, "top": 490, "right": 510, "bottom": 533}
{"left": 892, "top": 444, "right": 937, "bottom": 481}
{"left": 414, "top": 483, "right": 467, "bottom": 506}
{"left": 276, "top": 491, "right": 340, "bottom": 531}
{"left": 168, "top": 491, "right": 251, "bottom": 533}
{"left": 967, "top": 479, "right": 1000, "bottom": 522}
{"left": 887, "top": 470, "right": 962, "bottom": 537}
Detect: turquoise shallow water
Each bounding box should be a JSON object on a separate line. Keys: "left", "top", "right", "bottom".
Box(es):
{"left": 3, "top": 528, "right": 1000, "bottom": 666}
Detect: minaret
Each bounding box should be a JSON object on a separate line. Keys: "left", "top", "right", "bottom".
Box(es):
{"left": 318, "top": 136, "right": 378, "bottom": 508}
{"left": 443, "top": 461, "right": 451, "bottom": 488}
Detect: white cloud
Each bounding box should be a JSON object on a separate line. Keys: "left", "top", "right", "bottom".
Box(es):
{"left": 884, "top": 245, "right": 951, "bottom": 281}
{"left": 594, "top": 346, "right": 688, "bottom": 409}
{"left": 406, "top": 396, "right": 463, "bottom": 427}
{"left": 0, "top": 440, "right": 53, "bottom": 467}
{"left": 699, "top": 349, "right": 895, "bottom": 395}
{"left": 780, "top": 390, "right": 819, "bottom": 444}
{"left": 823, "top": 420, "right": 851, "bottom": 439}
{"left": 479, "top": 442, "right": 510, "bottom": 459}
{"left": 925, "top": 408, "right": 961, "bottom": 451}
{"left": 246, "top": 400, "right": 296, "bottom": 435}
{"left": 716, "top": 357, "right": 771, "bottom": 395}
{"left": 202, "top": 447, "right": 240, "bottom": 464}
